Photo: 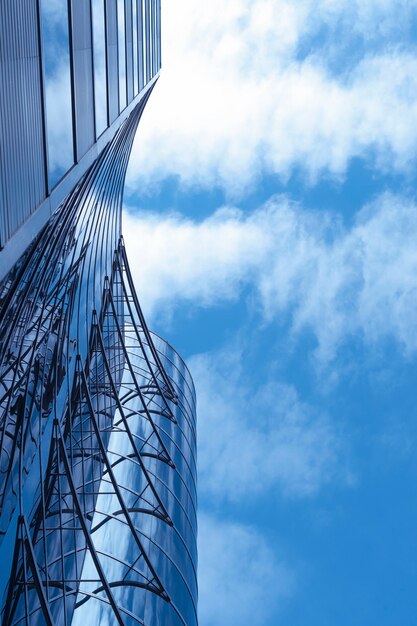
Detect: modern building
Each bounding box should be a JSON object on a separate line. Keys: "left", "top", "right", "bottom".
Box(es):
{"left": 0, "top": 2, "right": 197, "bottom": 625}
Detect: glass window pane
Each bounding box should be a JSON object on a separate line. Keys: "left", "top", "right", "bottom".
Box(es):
{"left": 149, "top": 0, "right": 153, "bottom": 78}
{"left": 138, "top": 0, "right": 144, "bottom": 91}
{"left": 157, "top": 0, "right": 161, "bottom": 70}
{"left": 146, "top": 0, "right": 151, "bottom": 81}
{"left": 142, "top": 0, "right": 148, "bottom": 85}
{"left": 92, "top": 0, "right": 108, "bottom": 137}
{"left": 40, "top": 0, "right": 74, "bottom": 189}
{"left": 118, "top": 0, "right": 127, "bottom": 111}
{"left": 132, "top": 0, "right": 138, "bottom": 95}
{"left": 142, "top": 0, "right": 147, "bottom": 85}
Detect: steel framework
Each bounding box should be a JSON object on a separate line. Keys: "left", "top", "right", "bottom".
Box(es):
{"left": 0, "top": 100, "right": 198, "bottom": 626}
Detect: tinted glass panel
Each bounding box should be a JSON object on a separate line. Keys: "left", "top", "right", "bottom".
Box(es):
{"left": 132, "top": 0, "right": 138, "bottom": 95}
{"left": 118, "top": 0, "right": 127, "bottom": 110}
{"left": 149, "top": 0, "right": 153, "bottom": 76}
{"left": 138, "top": 0, "right": 144, "bottom": 91}
{"left": 41, "top": 0, "right": 74, "bottom": 188}
{"left": 142, "top": 0, "right": 147, "bottom": 85}
{"left": 92, "top": 0, "right": 108, "bottom": 137}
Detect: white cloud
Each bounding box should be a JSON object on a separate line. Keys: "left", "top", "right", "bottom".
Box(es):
{"left": 124, "top": 205, "right": 266, "bottom": 315}
{"left": 190, "top": 348, "right": 343, "bottom": 499}
{"left": 198, "top": 513, "right": 293, "bottom": 626}
{"left": 127, "top": 0, "right": 417, "bottom": 194}
{"left": 124, "top": 193, "right": 417, "bottom": 362}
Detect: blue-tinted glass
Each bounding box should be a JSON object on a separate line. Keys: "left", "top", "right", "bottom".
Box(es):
{"left": 157, "top": 0, "right": 161, "bottom": 70}
{"left": 153, "top": 0, "right": 157, "bottom": 75}
{"left": 132, "top": 0, "right": 138, "bottom": 95}
{"left": 92, "top": 0, "right": 108, "bottom": 137}
{"left": 40, "top": 0, "right": 74, "bottom": 189}
{"left": 68, "top": 331, "right": 198, "bottom": 626}
{"left": 138, "top": 0, "right": 144, "bottom": 91}
{"left": 148, "top": 0, "right": 152, "bottom": 78}
{"left": 118, "top": 0, "right": 127, "bottom": 110}
{"left": 142, "top": 0, "right": 147, "bottom": 85}
{"left": 154, "top": 0, "right": 158, "bottom": 74}
{"left": 0, "top": 4, "right": 195, "bottom": 625}
{"left": 146, "top": 0, "right": 151, "bottom": 82}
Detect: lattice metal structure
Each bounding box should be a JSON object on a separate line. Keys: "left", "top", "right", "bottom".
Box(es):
{"left": 0, "top": 2, "right": 198, "bottom": 624}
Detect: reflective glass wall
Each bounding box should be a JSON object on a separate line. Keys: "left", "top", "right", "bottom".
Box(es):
{"left": 92, "top": 0, "right": 108, "bottom": 137}
{"left": 0, "top": 2, "right": 186, "bottom": 624}
{"left": 69, "top": 329, "right": 197, "bottom": 626}
{"left": 0, "top": 0, "right": 162, "bottom": 251}
{"left": 40, "top": 0, "right": 74, "bottom": 188}
{"left": 0, "top": 86, "right": 197, "bottom": 625}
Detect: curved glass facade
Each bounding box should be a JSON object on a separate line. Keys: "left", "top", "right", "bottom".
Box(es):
{"left": 0, "top": 98, "right": 197, "bottom": 624}
{"left": 0, "top": 2, "right": 197, "bottom": 624}
{"left": 70, "top": 332, "right": 197, "bottom": 626}
{"left": 0, "top": 0, "right": 162, "bottom": 276}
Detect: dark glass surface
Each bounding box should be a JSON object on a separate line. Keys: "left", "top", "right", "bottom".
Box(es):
{"left": 71, "top": 333, "right": 197, "bottom": 626}
{"left": 132, "top": 0, "right": 139, "bottom": 95}
{"left": 0, "top": 97, "right": 197, "bottom": 626}
{"left": 92, "top": 0, "right": 108, "bottom": 137}
{"left": 118, "top": 0, "right": 127, "bottom": 111}
{"left": 137, "top": 0, "right": 145, "bottom": 91}
{"left": 142, "top": 0, "right": 148, "bottom": 87}
{"left": 40, "top": 0, "right": 74, "bottom": 188}
{"left": 0, "top": 2, "right": 183, "bottom": 624}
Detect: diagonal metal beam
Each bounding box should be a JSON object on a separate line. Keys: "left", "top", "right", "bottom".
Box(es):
{"left": 93, "top": 315, "right": 172, "bottom": 524}
{"left": 76, "top": 357, "right": 169, "bottom": 600}
{"left": 56, "top": 420, "right": 126, "bottom": 626}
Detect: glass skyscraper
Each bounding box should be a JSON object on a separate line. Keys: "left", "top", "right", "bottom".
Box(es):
{"left": 0, "top": 2, "right": 197, "bottom": 625}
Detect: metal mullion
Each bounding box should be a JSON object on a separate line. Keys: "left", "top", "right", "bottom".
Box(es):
{"left": 74, "top": 371, "right": 87, "bottom": 527}
{"left": 2, "top": 515, "right": 25, "bottom": 625}
{"left": 103, "top": 0, "right": 110, "bottom": 127}
{"left": 158, "top": 0, "right": 161, "bottom": 68}
{"left": 54, "top": 422, "right": 69, "bottom": 626}
{"left": 36, "top": 368, "right": 50, "bottom": 607}
{"left": 21, "top": 516, "right": 56, "bottom": 626}
{"left": 67, "top": 0, "right": 77, "bottom": 164}
{"left": 66, "top": 355, "right": 79, "bottom": 591}
{"left": 151, "top": 0, "right": 155, "bottom": 75}
{"left": 93, "top": 324, "right": 102, "bottom": 517}
{"left": 89, "top": 0, "right": 98, "bottom": 142}
{"left": 20, "top": 515, "right": 30, "bottom": 626}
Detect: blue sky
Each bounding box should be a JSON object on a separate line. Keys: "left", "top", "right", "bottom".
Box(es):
{"left": 123, "top": 1, "right": 417, "bottom": 624}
